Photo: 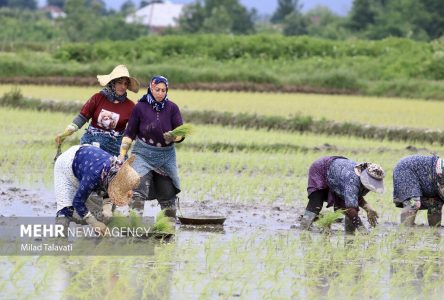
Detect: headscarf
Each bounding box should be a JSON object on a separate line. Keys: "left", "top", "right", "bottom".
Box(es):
{"left": 139, "top": 75, "right": 169, "bottom": 111}
{"left": 100, "top": 157, "right": 121, "bottom": 195}
{"left": 100, "top": 78, "right": 128, "bottom": 103}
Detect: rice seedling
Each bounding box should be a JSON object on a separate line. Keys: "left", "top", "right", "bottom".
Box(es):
{"left": 107, "top": 210, "right": 145, "bottom": 232}
{"left": 170, "top": 124, "right": 194, "bottom": 138}
{"left": 152, "top": 210, "right": 174, "bottom": 233}
{"left": 4, "top": 87, "right": 444, "bottom": 299}
{"left": 315, "top": 210, "right": 345, "bottom": 230}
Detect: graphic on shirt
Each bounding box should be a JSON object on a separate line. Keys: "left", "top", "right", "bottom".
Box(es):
{"left": 97, "top": 109, "right": 120, "bottom": 130}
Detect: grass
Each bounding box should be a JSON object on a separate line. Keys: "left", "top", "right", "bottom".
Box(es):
{"left": 3, "top": 84, "right": 444, "bottom": 130}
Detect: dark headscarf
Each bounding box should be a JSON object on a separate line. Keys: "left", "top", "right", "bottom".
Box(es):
{"left": 100, "top": 77, "right": 128, "bottom": 103}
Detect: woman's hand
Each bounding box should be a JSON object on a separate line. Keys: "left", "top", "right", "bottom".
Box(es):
{"left": 163, "top": 131, "right": 175, "bottom": 143}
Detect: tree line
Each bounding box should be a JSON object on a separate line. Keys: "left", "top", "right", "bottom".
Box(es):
{"left": 1, "top": 0, "right": 444, "bottom": 43}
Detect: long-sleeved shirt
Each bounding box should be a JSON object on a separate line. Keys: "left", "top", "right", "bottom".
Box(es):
{"left": 124, "top": 100, "right": 183, "bottom": 147}
{"left": 308, "top": 156, "right": 367, "bottom": 209}
{"left": 327, "top": 158, "right": 365, "bottom": 208}
{"left": 71, "top": 146, "right": 111, "bottom": 218}
{"left": 393, "top": 155, "right": 439, "bottom": 205}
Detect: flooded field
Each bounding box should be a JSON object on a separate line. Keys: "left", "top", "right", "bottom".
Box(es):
{"left": 2, "top": 180, "right": 444, "bottom": 299}
{"left": 2, "top": 86, "right": 444, "bottom": 299}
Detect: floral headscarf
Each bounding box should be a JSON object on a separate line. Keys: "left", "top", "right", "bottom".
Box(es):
{"left": 139, "top": 75, "right": 169, "bottom": 111}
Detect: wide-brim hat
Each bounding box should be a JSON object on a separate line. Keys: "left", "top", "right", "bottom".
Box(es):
{"left": 97, "top": 64, "right": 140, "bottom": 93}
{"left": 355, "top": 163, "right": 385, "bottom": 194}
{"left": 108, "top": 155, "right": 140, "bottom": 206}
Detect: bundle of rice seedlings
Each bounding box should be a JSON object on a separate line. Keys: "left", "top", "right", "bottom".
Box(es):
{"left": 169, "top": 124, "right": 194, "bottom": 137}
{"left": 107, "top": 210, "right": 144, "bottom": 231}
{"left": 315, "top": 209, "right": 344, "bottom": 229}
{"left": 151, "top": 210, "right": 174, "bottom": 233}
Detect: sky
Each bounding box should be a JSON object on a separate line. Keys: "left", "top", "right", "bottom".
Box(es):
{"left": 38, "top": 0, "right": 353, "bottom": 16}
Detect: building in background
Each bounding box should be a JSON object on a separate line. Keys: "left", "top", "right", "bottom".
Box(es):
{"left": 42, "top": 5, "right": 66, "bottom": 19}
{"left": 126, "top": 0, "right": 184, "bottom": 32}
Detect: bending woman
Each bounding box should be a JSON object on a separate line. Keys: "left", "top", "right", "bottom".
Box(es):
{"left": 300, "top": 156, "right": 385, "bottom": 233}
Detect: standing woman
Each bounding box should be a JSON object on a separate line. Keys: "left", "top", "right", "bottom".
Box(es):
{"left": 55, "top": 65, "right": 140, "bottom": 157}
{"left": 118, "top": 75, "right": 184, "bottom": 218}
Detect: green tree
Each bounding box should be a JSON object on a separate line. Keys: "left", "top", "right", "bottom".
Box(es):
{"left": 271, "top": 0, "right": 302, "bottom": 24}
{"left": 121, "top": 0, "right": 136, "bottom": 15}
{"left": 178, "top": 0, "right": 255, "bottom": 34}
{"left": 178, "top": 2, "right": 205, "bottom": 33}
{"left": 282, "top": 11, "right": 308, "bottom": 36}
{"left": 0, "top": 8, "right": 64, "bottom": 43}
{"left": 305, "top": 6, "right": 349, "bottom": 39}
{"left": 202, "top": 6, "right": 232, "bottom": 34}
{"left": 365, "top": 0, "right": 429, "bottom": 40}
{"left": 348, "top": 0, "right": 376, "bottom": 31}
{"left": 420, "top": 0, "right": 444, "bottom": 39}
{"left": 7, "top": 0, "right": 37, "bottom": 10}
{"left": 47, "top": 0, "right": 66, "bottom": 8}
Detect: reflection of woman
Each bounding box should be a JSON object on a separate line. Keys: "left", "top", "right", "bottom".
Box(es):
{"left": 118, "top": 75, "right": 184, "bottom": 218}
{"left": 393, "top": 155, "right": 444, "bottom": 227}
{"left": 55, "top": 65, "right": 139, "bottom": 156}
{"left": 300, "top": 156, "right": 385, "bottom": 233}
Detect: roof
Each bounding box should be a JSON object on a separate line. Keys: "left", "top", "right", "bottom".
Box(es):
{"left": 126, "top": 1, "right": 184, "bottom": 28}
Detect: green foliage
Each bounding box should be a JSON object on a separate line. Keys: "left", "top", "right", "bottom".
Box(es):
{"left": 282, "top": 11, "right": 308, "bottom": 36}
{"left": 47, "top": 0, "right": 65, "bottom": 8}
{"left": 305, "top": 6, "right": 349, "bottom": 39}
{"left": 6, "top": 0, "right": 36, "bottom": 10}
{"left": 2, "top": 35, "right": 444, "bottom": 99}
{"left": 348, "top": 0, "right": 377, "bottom": 31}
{"left": 271, "top": 0, "right": 302, "bottom": 24}
{"left": 178, "top": 0, "right": 255, "bottom": 35}
{"left": 0, "top": 8, "right": 65, "bottom": 43}
{"left": 347, "top": 0, "right": 444, "bottom": 41}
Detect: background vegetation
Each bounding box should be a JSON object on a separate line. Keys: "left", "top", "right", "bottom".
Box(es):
{"left": 1, "top": 35, "right": 444, "bottom": 99}
{"left": 0, "top": 0, "right": 443, "bottom": 99}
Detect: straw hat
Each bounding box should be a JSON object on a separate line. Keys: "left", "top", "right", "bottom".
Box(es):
{"left": 97, "top": 65, "right": 140, "bottom": 93}
{"left": 108, "top": 155, "right": 140, "bottom": 206}
{"left": 355, "top": 163, "right": 385, "bottom": 194}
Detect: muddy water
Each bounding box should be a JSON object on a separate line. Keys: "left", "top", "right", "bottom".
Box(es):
{"left": 0, "top": 180, "right": 304, "bottom": 231}
{"left": 0, "top": 181, "right": 307, "bottom": 298}
{"left": 3, "top": 182, "right": 444, "bottom": 299}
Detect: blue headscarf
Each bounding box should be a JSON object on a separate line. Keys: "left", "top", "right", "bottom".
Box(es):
{"left": 139, "top": 75, "right": 169, "bottom": 111}
{"left": 100, "top": 78, "right": 128, "bottom": 103}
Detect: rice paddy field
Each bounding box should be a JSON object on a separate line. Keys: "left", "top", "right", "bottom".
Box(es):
{"left": 2, "top": 85, "right": 444, "bottom": 299}
{"left": 2, "top": 84, "right": 444, "bottom": 129}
